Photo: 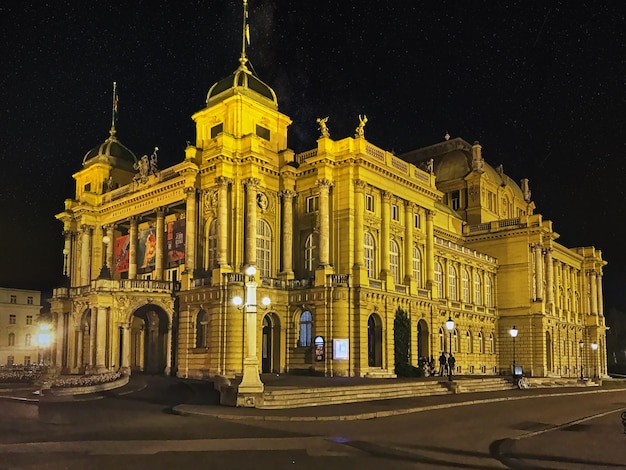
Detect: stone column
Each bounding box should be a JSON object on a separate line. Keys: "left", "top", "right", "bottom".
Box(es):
{"left": 404, "top": 202, "right": 414, "bottom": 285}
{"left": 425, "top": 210, "right": 435, "bottom": 290}
{"left": 280, "top": 189, "right": 296, "bottom": 275}
{"left": 380, "top": 191, "right": 391, "bottom": 276}
{"left": 80, "top": 225, "right": 92, "bottom": 285}
{"left": 545, "top": 248, "right": 554, "bottom": 309}
{"left": 590, "top": 271, "right": 598, "bottom": 315}
{"left": 534, "top": 244, "right": 543, "bottom": 300}
{"left": 129, "top": 217, "right": 138, "bottom": 280}
{"left": 121, "top": 324, "right": 131, "bottom": 373}
{"left": 216, "top": 177, "right": 232, "bottom": 268}
{"left": 316, "top": 178, "right": 333, "bottom": 267}
{"left": 155, "top": 209, "right": 165, "bottom": 280}
{"left": 244, "top": 178, "right": 260, "bottom": 267}
{"left": 353, "top": 180, "right": 366, "bottom": 269}
{"left": 597, "top": 272, "right": 604, "bottom": 316}
{"left": 95, "top": 306, "right": 108, "bottom": 371}
{"left": 185, "top": 187, "right": 197, "bottom": 275}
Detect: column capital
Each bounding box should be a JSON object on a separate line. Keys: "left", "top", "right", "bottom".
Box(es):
{"left": 426, "top": 209, "right": 436, "bottom": 220}
{"left": 243, "top": 177, "right": 261, "bottom": 189}
{"left": 279, "top": 189, "right": 297, "bottom": 199}
{"left": 404, "top": 200, "right": 416, "bottom": 210}
{"left": 316, "top": 178, "right": 334, "bottom": 190}
{"left": 215, "top": 176, "right": 233, "bottom": 187}
{"left": 381, "top": 190, "right": 393, "bottom": 202}
{"left": 353, "top": 179, "right": 367, "bottom": 192}
{"left": 185, "top": 186, "right": 197, "bottom": 195}
{"left": 80, "top": 224, "right": 93, "bottom": 234}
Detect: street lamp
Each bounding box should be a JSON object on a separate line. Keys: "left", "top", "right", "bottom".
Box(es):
{"left": 98, "top": 235, "right": 111, "bottom": 279}
{"left": 509, "top": 325, "right": 518, "bottom": 375}
{"left": 591, "top": 342, "right": 598, "bottom": 379}
{"left": 579, "top": 339, "right": 584, "bottom": 380}
{"left": 445, "top": 316, "right": 455, "bottom": 381}
{"left": 62, "top": 248, "right": 70, "bottom": 286}
{"left": 232, "top": 265, "right": 270, "bottom": 396}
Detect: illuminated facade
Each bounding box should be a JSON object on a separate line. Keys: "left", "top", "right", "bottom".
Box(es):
{"left": 49, "top": 25, "right": 607, "bottom": 383}
{"left": 0, "top": 288, "right": 42, "bottom": 366}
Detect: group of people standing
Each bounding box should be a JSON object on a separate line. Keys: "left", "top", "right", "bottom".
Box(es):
{"left": 417, "top": 353, "right": 455, "bottom": 378}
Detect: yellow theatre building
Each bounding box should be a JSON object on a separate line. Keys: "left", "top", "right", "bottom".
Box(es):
{"left": 49, "top": 22, "right": 607, "bottom": 386}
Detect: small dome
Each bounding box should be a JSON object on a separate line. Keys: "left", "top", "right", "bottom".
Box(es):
{"left": 83, "top": 132, "right": 137, "bottom": 171}
{"left": 434, "top": 149, "right": 471, "bottom": 181}
{"left": 206, "top": 64, "right": 277, "bottom": 108}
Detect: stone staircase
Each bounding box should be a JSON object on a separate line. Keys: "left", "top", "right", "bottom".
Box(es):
{"left": 258, "top": 377, "right": 516, "bottom": 409}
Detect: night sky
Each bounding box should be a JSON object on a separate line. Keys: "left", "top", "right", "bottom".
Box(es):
{"left": 1, "top": 1, "right": 625, "bottom": 311}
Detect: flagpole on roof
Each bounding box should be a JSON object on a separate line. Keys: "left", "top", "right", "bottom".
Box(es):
{"left": 240, "top": 0, "right": 249, "bottom": 67}
{"left": 111, "top": 81, "right": 118, "bottom": 136}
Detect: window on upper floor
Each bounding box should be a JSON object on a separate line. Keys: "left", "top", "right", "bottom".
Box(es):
{"left": 210, "top": 123, "right": 223, "bottom": 138}
{"left": 389, "top": 240, "right": 400, "bottom": 284}
{"left": 26, "top": 315, "right": 32, "bottom": 325}
{"left": 9, "top": 315, "right": 16, "bottom": 325}
{"left": 25, "top": 334, "right": 31, "bottom": 347}
{"left": 84, "top": 182, "right": 91, "bottom": 193}
{"left": 448, "top": 264, "right": 457, "bottom": 301}
{"left": 365, "top": 194, "right": 374, "bottom": 212}
{"left": 27, "top": 296, "right": 33, "bottom": 305}
{"left": 474, "top": 272, "right": 483, "bottom": 306}
{"left": 10, "top": 295, "right": 16, "bottom": 304}
{"left": 256, "top": 124, "right": 270, "bottom": 141}
{"left": 462, "top": 269, "right": 471, "bottom": 303}
{"left": 485, "top": 275, "right": 493, "bottom": 307}
{"left": 306, "top": 196, "right": 319, "bottom": 213}
{"left": 304, "top": 233, "right": 316, "bottom": 275}
{"left": 434, "top": 261, "right": 443, "bottom": 298}
{"left": 391, "top": 204, "right": 399, "bottom": 221}
{"left": 450, "top": 190, "right": 460, "bottom": 211}
{"left": 299, "top": 311, "right": 313, "bottom": 347}
{"left": 412, "top": 245, "right": 422, "bottom": 288}
{"left": 414, "top": 213, "right": 421, "bottom": 229}
{"left": 8, "top": 333, "right": 15, "bottom": 346}
{"left": 364, "top": 232, "right": 376, "bottom": 279}
{"left": 256, "top": 220, "right": 272, "bottom": 278}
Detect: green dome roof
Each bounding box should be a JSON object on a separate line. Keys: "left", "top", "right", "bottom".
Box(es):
{"left": 83, "top": 132, "right": 137, "bottom": 171}
{"left": 206, "top": 64, "right": 277, "bottom": 108}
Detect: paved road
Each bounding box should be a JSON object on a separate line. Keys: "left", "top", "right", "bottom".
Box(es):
{"left": 1, "top": 375, "right": 625, "bottom": 469}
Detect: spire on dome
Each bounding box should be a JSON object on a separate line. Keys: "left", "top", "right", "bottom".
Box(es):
{"left": 110, "top": 81, "right": 119, "bottom": 137}
{"left": 240, "top": 0, "right": 250, "bottom": 69}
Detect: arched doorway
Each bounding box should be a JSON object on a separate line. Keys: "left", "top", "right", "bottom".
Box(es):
{"left": 417, "top": 319, "right": 430, "bottom": 360}
{"left": 262, "top": 313, "right": 280, "bottom": 373}
{"left": 130, "top": 305, "right": 170, "bottom": 374}
{"left": 546, "top": 330, "right": 553, "bottom": 374}
{"left": 367, "top": 313, "right": 383, "bottom": 367}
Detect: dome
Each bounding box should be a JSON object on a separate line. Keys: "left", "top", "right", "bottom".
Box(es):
{"left": 433, "top": 149, "right": 471, "bottom": 181}
{"left": 82, "top": 132, "right": 137, "bottom": 171}
{"left": 206, "top": 64, "right": 277, "bottom": 108}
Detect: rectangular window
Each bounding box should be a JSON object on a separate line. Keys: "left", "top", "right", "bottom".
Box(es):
{"left": 306, "top": 196, "right": 319, "bottom": 213}
{"left": 451, "top": 190, "right": 460, "bottom": 210}
{"left": 26, "top": 315, "right": 32, "bottom": 325}
{"left": 9, "top": 314, "right": 16, "bottom": 324}
{"left": 210, "top": 123, "right": 223, "bottom": 138}
{"left": 27, "top": 296, "right": 33, "bottom": 305}
{"left": 391, "top": 204, "right": 399, "bottom": 221}
{"left": 365, "top": 194, "right": 374, "bottom": 212}
{"left": 414, "top": 213, "right": 420, "bottom": 228}
{"left": 25, "top": 334, "right": 31, "bottom": 346}
{"left": 256, "top": 124, "right": 270, "bottom": 141}
{"left": 84, "top": 182, "right": 91, "bottom": 192}
{"left": 10, "top": 295, "right": 16, "bottom": 304}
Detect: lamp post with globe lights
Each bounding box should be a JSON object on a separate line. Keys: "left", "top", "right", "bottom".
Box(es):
{"left": 98, "top": 235, "right": 111, "bottom": 279}
{"left": 591, "top": 342, "right": 598, "bottom": 379}
{"left": 38, "top": 323, "right": 53, "bottom": 367}
{"left": 579, "top": 339, "right": 584, "bottom": 380}
{"left": 445, "top": 316, "right": 455, "bottom": 381}
{"left": 232, "top": 265, "right": 270, "bottom": 398}
{"left": 509, "top": 325, "right": 518, "bottom": 375}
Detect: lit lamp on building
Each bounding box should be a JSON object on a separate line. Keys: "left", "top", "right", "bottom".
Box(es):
{"left": 445, "top": 316, "right": 455, "bottom": 381}
{"left": 509, "top": 325, "right": 518, "bottom": 376}
{"left": 579, "top": 338, "right": 584, "bottom": 380}
{"left": 232, "top": 265, "right": 270, "bottom": 397}
{"left": 98, "top": 235, "right": 111, "bottom": 279}
{"left": 591, "top": 342, "right": 598, "bottom": 379}
{"left": 38, "top": 323, "right": 53, "bottom": 367}
{"left": 62, "top": 247, "right": 70, "bottom": 286}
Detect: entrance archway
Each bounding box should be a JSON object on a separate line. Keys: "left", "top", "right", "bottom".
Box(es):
{"left": 417, "top": 319, "right": 430, "bottom": 360}
{"left": 130, "top": 305, "right": 170, "bottom": 374}
{"left": 367, "top": 313, "right": 383, "bottom": 367}
{"left": 262, "top": 313, "right": 280, "bottom": 373}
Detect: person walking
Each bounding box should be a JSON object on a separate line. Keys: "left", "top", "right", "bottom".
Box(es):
{"left": 438, "top": 352, "right": 447, "bottom": 376}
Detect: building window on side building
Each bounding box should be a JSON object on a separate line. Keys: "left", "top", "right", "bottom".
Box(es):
{"left": 8, "top": 333, "right": 15, "bottom": 346}
{"left": 364, "top": 232, "right": 376, "bottom": 279}
{"left": 448, "top": 264, "right": 457, "bottom": 301}
{"left": 256, "top": 220, "right": 272, "bottom": 278}
{"left": 27, "top": 296, "right": 33, "bottom": 305}
{"left": 412, "top": 245, "right": 422, "bottom": 288}
{"left": 195, "top": 310, "right": 209, "bottom": 349}
{"left": 25, "top": 334, "right": 31, "bottom": 347}
{"left": 433, "top": 261, "right": 443, "bottom": 298}
{"left": 9, "top": 314, "right": 16, "bottom": 325}
{"left": 299, "top": 311, "right": 312, "bottom": 347}
{"left": 26, "top": 315, "right": 33, "bottom": 325}
{"left": 10, "top": 295, "right": 16, "bottom": 304}
{"left": 389, "top": 240, "right": 400, "bottom": 283}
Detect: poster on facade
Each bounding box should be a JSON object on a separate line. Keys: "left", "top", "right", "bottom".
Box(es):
{"left": 114, "top": 235, "right": 130, "bottom": 273}
{"left": 167, "top": 219, "right": 185, "bottom": 263}
{"left": 138, "top": 227, "right": 157, "bottom": 268}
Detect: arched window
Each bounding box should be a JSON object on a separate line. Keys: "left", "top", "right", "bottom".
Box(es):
{"left": 478, "top": 331, "right": 484, "bottom": 354}
{"left": 485, "top": 275, "right": 493, "bottom": 307}
{"left": 256, "top": 220, "right": 272, "bottom": 278}
{"left": 207, "top": 219, "right": 218, "bottom": 270}
{"left": 8, "top": 332, "right": 15, "bottom": 346}
{"left": 448, "top": 264, "right": 457, "bottom": 301}
{"left": 462, "top": 269, "right": 470, "bottom": 303}
{"left": 389, "top": 240, "right": 400, "bottom": 283}
{"left": 439, "top": 327, "right": 445, "bottom": 353}
{"left": 364, "top": 232, "right": 376, "bottom": 278}
{"left": 474, "top": 272, "right": 483, "bottom": 306}
{"left": 466, "top": 331, "right": 472, "bottom": 353}
{"left": 299, "top": 311, "right": 313, "bottom": 347}
{"left": 412, "top": 245, "right": 422, "bottom": 288}
{"left": 196, "top": 310, "right": 209, "bottom": 348}
{"left": 453, "top": 329, "right": 459, "bottom": 353}
{"left": 489, "top": 332, "right": 495, "bottom": 354}
{"left": 304, "top": 233, "right": 316, "bottom": 275}
{"left": 434, "top": 261, "right": 442, "bottom": 298}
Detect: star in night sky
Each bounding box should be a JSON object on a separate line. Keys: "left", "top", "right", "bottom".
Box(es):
{"left": 0, "top": 1, "right": 624, "bottom": 311}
